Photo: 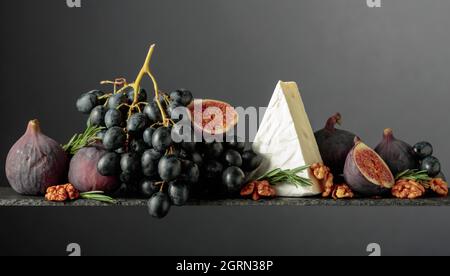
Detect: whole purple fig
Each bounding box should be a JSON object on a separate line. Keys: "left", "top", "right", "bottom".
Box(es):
{"left": 314, "top": 113, "right": 357, "bottom": 175}
{"left": 68, "top": 145, "right": 120, "bottom": 193}
{"left": 374, "top": 128, "right": 418, "bottom": 176}
{"left": 5, "top": 120, "right": 68, "bottom": 195}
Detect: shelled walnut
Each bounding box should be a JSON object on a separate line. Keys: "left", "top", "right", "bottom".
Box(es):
{"left": 392, "top": 180, "right": 426, "bottom": 199}
{"left": 45, "top": 184, "right": 80, "bottom": 202}
{"left": 332, "top": 184, "right": 354, "bottom": 200}
{"left": 241, "top": 180, "right": 276, "bottom": 201}
{"left": 310, "top": 163, "right": 354, "bottom": 199}
{"left": 430, "top": 178, "right": 449, "bottom": 197}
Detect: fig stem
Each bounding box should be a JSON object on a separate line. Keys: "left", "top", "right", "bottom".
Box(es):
{"left": 325, "top": 113, "right": 342, "bottom": 131}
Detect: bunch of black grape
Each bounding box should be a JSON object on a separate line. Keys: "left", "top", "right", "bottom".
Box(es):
{"left": 76, "top": 87, "right": 197, "bottom": 217}
{"left": 76, "top": 85, "right": 263, "bottom": 218}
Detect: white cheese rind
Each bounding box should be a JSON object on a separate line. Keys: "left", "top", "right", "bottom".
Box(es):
{"left": 253, "top": 81, "right": 323, "bottom": 197}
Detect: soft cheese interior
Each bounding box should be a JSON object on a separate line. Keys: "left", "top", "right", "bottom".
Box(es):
{"left": 253, "top": 81, "right": 323, "bottom": 197}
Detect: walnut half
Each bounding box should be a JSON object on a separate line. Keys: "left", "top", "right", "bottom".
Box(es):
{"left": 392, "top": 180, "right": 426, "bottom": 199}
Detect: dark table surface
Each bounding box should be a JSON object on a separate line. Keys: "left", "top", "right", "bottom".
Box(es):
{"left": 1, "top": 187, "right": 449, "bottom": 207}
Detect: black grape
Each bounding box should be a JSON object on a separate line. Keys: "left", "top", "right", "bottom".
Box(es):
{"left": 152, "top": 126, "right": 173, "bottom": 152}
{"left": 97, "top": 152, "right": 121, "bottom": 176}
{"left": 77, "top": 93, "right": 98, "bottom": 114}
{"left": 89, "top": 106, "right": 106, "bottom": 126}
{"left": 105, "top": 108, "right": 124, "bottom": 128}
{"left": 103, "top": 127, "right": 126, "bottom": 151}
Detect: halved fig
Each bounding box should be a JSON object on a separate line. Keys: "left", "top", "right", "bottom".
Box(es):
{"left": 187, "top": 99, "right": 239, "bottom": 136}
{"left": 344, "top": 137, "right": 395, "bottom": 196}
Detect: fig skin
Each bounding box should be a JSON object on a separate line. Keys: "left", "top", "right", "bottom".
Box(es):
{"left": 314, "top": 113, "right": 357, "bottom": 175}
{"left": 344, "top": 138, "right": 395, "bottom": 197}
{"left": 375, "top": 128, "right": 418, "bottom": 176}
{"left": 68, "top": 145, "right": 120, "bottom": 193}
{"left": 6, "top": 120, "right": 68, "bottom": 195}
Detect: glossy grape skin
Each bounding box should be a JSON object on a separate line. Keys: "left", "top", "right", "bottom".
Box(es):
{"left": 222, "top": 166, "right": 245, "bottom": 193}
{"left": 420, "top": 156, "right": 441, "bottom": 177}
{"left": 144, "top": 101, "right": 163, "bottom": 122}
{"left": 76, "top": 93, "right": 98, "bottom": 114}
{"left": 127, "top": 113, "right": 148, "bottom": 134}
{"left": 170, "top": 89, "right": 193, "bottom": 106}
{"left": 143, "top": 127, "right": 156, "bottom": 147}
{"left": 89, "top": 106, "right": 106, "bottom": 126}
{"left": 103, "top": 127, "right": 126, "bottom": 151}
{"left": 120, "top": 153, "right": 141, "bottom": 174}
{"left": 168, "top": 181, "right": 190, "bottom": 206}
{"left": 130, "top": 139, "right": 147, "bottom": 154}
{"left": 97, "top": 152, "right": 121, "bottom": 176}
{"left": 126, "top": 88, "right": 147, "bottom": 104}
{"left": 169, "top": 90, "right": 183, "bottom": 103}
{"left": 105, "top": 108, "right": 123, "bottom": 128}
{"left": 152, "top": 127, "right": 173, "bottom": 152}
{"left": 148, "top": 192, "right": 171, "bottom": 219}
{"left": 181, "top": 161, "right": 200, "bottom": 184}
{"left": 107, "top": 93, "right": 127, "bottom": 110}
{"left": 158, "top": 155, "right": 182, "bottom": 181}
{"left": 205, "top": 142, "right": 224, "bottom": 158}
{"left": 241, "top": 150, "right": 263, "bottom": 172}
{"left": 223, "top": 149, "right": 243, "bottom": 167}
{"left": 139, "top": 179, "right": 159, "bottom": 198}
{"left": 413, "top": 142, "right": 433, "bottom": 159}
{"left": 141, "top": 150, "right": 159, "bottom": 177}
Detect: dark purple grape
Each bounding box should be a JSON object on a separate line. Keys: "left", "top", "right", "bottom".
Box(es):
{"left": 152, "top": 127, "right": 173, "bottom": 152}
{"left": 139, "top": 179, "right": 159, "bottom": 198}
{"left": 168, "top": 181, "right": 190, "bottom": 206}
{"left": 158, "top": 155, "right": 182, "bottom": 181}
{"left": 181, "top": 161, "right": 200, "bottom": 184}
{"left": 141, "top": 150, "right": 159, "bottom": 177}
{"left": 130, "top": 139, "right": 147, "bottom": 154}
{"left": 77, "top": 93, "right": 98, "bottom": 114}
{"left": 222, "top": 166, "right": 245, "bottom": 193}
{"left": 148, "top": 192, "right": 171, "bottom": 219}
{"left": 89, "top": 106, "right": 106, "bottom": 126}
{"left": 241, "top": 150, "right": 263, "bottom": 172}
{"left": 191, "top": 152, "right": 203, "bottom": 167}
{"left": 205, "top": 142, "right": 223, "bottom": 158}
{"left": 223, "top": 149, "right": 243, "bottom": 167}
{"left": 105, "top": 108, "right": 124, "bottom": 128}
{"left": 127, "top": 113, "right": 148, "bottom": 134}
{"left": 120, "top": 153, "right": 141, "bottom": 174}
{"left": 420, "top": 156, "right": 441, "bottom": 177}
{"left": 413, "top": 142, "right": 433, "bottom": 159}
{"left": 143, "top": 127, "right": 156, "bottom": 147}
{"left": 126, "top": 88, "right": 147, "bottom": 104}
{"left": 107, "top": 93, "right": 127, "bottom": 109}
{"left": 97, "top": 152, "right": 121, "bottom": 176}
{"left": 226, "top": 136, "right": 246, "bottom": 152}
{"left": 144, "top": 101, "right": 163, "bottom": 122}
{"left": 103, "top": 127, "right": 126, "bottom": 151}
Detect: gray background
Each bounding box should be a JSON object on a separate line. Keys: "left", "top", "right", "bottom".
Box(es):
{"left": 1, "top": 0, "right": 450, "bottom": 256}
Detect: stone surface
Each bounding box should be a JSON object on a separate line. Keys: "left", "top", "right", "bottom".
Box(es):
{"left": 1, "top": 187, "right": 450, "bottom": 206}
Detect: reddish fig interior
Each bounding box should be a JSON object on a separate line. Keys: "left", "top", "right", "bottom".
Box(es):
{"left": 355, "top": 146, "right": 394, "bottom": 186}
{"left": 188, "top": 101, "right": 236, "bottom": 134}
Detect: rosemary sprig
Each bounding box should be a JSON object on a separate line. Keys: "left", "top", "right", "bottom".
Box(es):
{"left": 80, "top": 191, "right": 117, "bottom": 204}
{"left": 63, "top": 125, "right": 104, "bottom": 155}
{"left": 257, "top": 165, "right": 312, "bottom": 188}
{"left": 395, "top": 169, "right": 432, "bottom": 182}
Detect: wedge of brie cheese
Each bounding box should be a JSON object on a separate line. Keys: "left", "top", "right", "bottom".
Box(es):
{"left": 252, "top": 81, "right": 323, "bottom": 197}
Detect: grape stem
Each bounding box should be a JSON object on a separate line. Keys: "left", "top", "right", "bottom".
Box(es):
{"left": 130, "top": 44, "right": 170, "bottom": 127}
